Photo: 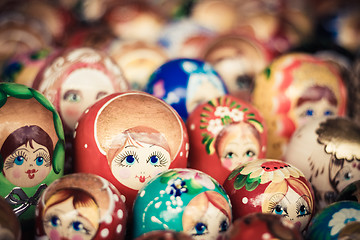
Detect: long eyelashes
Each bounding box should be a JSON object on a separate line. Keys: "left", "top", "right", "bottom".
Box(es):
{"left": 296, "top": 197, "right": 311, "bottom": 217}
{"left": 4, "top": 151, "right": 28, "bottom": 170}
{"left": 36, "top": 151, "right": 51, "bottom": 167}
{"left": 146, "top": 151, "right": 169, "bottom": 167}
{"left": 114, "top": 150, "right": 139, "bottom": 167}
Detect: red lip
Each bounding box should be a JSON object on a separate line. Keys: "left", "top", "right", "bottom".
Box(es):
{"left": 136, "top": 175, "right": 150, "bottom": 183}
{"left": 25, "top": 169, "right": 38, "bottom": 179}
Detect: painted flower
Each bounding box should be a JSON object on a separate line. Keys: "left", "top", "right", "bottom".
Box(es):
{"left": 214, "top": 106, "right": 231, "bottom": 118}
{"left": 238, "top": 159, "right": 303, "bottom": 184}
{"left": 230, "top": 108, "right": 244, "bottom": 122}
{"left": 207, "top": 118, "right": 223, "bottom": 135}
{"left": 165, "top": 178, "right": 188, "bottom": 197}
{"left": 177, "top": 169, "right": 216, "bottom": 190}
{"left": 328, "top": 208, "right": 360, "bottom": 236}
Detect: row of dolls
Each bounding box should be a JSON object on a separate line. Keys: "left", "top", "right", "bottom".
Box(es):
{"left": 0, "top": 76, "right": 359, "bottom": 239}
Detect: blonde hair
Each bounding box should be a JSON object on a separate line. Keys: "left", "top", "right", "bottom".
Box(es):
{"left": 182, "top": 191, "right": 231, "bottom": 232}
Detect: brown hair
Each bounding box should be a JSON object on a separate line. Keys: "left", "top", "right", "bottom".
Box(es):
{"left": 1, "top": 125, "right": 53, "bottom": 170}
{"left": 296, "top": 85, "right": 337, "bottom": 107}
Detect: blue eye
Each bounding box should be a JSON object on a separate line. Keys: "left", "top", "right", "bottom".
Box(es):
{"left": 51, "top": 216, "right": 61, "bottom": 227}
{"left": 245, "top": 150, "right": 255, "bottom": 158}
{"left": 298, "top": 205, "right": 308, "bottom": 216}
{"left": 344, "top": 172, "right": 352, "bottom": 180}
{"left": 36, "top": 157, "right": 44, "bottom": 166}
{"left": 225, "top": 152, "right": 234, "bottom": 159}
{"left": 324, "top": 110, "right": 333, "bottom": 116}
{"left": 219, "top": 220, "right": 229, "bottom": 232}
{"left": 125, "top": 155, "right": 135, "bottom": 165}
{"left": 149, "top": 155, "right": 159, "bottom": 165}
{"left": 194, "top": 222, "right": 207, "bottom": 235}
{"left": 72, "top": 221, "right": 85, "bottom": 232}
{"left": 305, "top": 109, "right": 314, "bottom": 116}
{"left": 273, "top": 205, "right": 284, "bottom": 215}
{"left": 64, "top": 93, "right": 81, "bottom": 102}
{"left": 14, "top": 156, "right": 24, "bottom": 165}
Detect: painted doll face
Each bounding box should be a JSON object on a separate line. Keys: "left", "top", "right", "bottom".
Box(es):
{"left": 110, "top": 137, "right": 171, "bottom": 190}
{"left": 186, "top": 201, "right": 230, "bottom": 240}
{"left": 266, "top": 186, "right": 312, "bottom": 232}
{"left": 59, "top": 68, "right": 115, "bottom": 130}
{"left": 43, "top": 196, "right": 99, "bottom": 240}
{"left": 333, "top": 156, "right": 360, "bottom": 192}
{"left": 3, "top": 141, "right": 51, "bottom": 188}
{"left": 294, "top": 98, "right": 337, "bottom": 127}
{"left": 217, "top": 122, "right": 260, "bottom": 171}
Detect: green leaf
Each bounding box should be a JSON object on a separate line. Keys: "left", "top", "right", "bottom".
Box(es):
{"left": 234, "top": 174, "right": 247, "bottom": 190}
{"left": 0, "top": 83, "right": 33, "bottom": 99}
{"left": 0, "top": 90, "right": 7, "bottom": 108}
{"left": 52, "top": 141, "right": 65, "bottom": 174}
{"left": 245, "top": 180, "right": 260, "bottom": 191}
{"left": 30, "top": 88, "right": 55, "bottom": 112}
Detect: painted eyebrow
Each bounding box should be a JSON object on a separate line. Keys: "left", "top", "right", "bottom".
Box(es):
{"left": 33, "top": 147, "right": 48, "bottom": 153}
{"left": 125, "top": 145, "right": 136, "bottom": 148}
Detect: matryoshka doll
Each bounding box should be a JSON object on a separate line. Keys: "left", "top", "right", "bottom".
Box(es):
{"left": 146, "top": 58, "right": 228, "bottom": 121}
{"left": 201, "top": 32, "right": 273, "bottom": 103}
{"left": 187, "top": 95, "right": 267, "bottom": 184}
{"left": 284, "top": 116, "right": 360, "bottom": 211}
{"left": 135, "top": 230, "right": 193, "bottom": 240}
{"left": 133, "top": 168, "right": 232, "bottom": 239}
{"left": 32, "top": 46, "right": 129, "bottom": 134}
{"left": 225, "top": 213, "right": 303, "bottom": 240}
{"left": 108, "top": 40, "right": 169, "bottom": 91}
{"left": 252, "top": 53, "right": 347, "bottom": 159}
{"left": 104, "top": 0, "right": 167, "bottom": 43}
{"left": 0, "top": 196, "right": 21, "bottom": 240}
{"left": 35, "top": 173, "right": 127, "bottom": 240}
{"left": 0, "top": 83, "right": 65, "bottom": 233}
{"left": 306, "top": 201, "right": 360, "bottom": 240}
{"left": 223, "top": 159, "right": 315, "bottom": 233}
{"left": 74, "top": 91, "right": 189, "bottom": 211}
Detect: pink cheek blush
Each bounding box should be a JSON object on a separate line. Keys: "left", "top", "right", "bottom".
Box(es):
{"left": 114, "top": 168, "right": 131, "bottom": 179}
{"left": 50, "top": 229, "right": 61, "bottom": 240}
{"left": 222, "top": 159, "right": 233, "bottom": 169}
{"left": 72, "top": 235, "right": 84, "bottom": 240}
{"left": 12, "top": 169, "right": 22, "bottom": 179}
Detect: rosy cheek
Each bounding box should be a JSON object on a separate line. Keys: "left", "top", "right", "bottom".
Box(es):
{"left": 113, "top": 168, "right": 131, "bottom": 179}
{"left": 62, "top": 106, "right": 81, "bottom": 121}
{"left": 72, "top": 235, "right": 84, "bottom": 240}
{"left": 221, "top": 158, "right": 233, "bottom": 170}
{"left": 49, "top": 229, "right": 61, "bottom": 240}
{"left": 12, "top": 169, "right": 22, "bottom": 179}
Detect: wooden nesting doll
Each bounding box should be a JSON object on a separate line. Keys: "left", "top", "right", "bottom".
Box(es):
{"left": 32, "top": 46, "right": 129, "bottom": 134}
{"left": 146, "top": 58, "right": 228, "bottom": 122}
{"left": 225, "top": 213, "right": 303, "bottom": 240}
{"left": 187, "top": 95, "right": 267, "bottom": 184}
{"left": 252, "top": 53, "right": 347, "bottom": 159}
{"left": 306, "top": 201, "right": 360, "bottom": 240}
{"left": 108, "top": 40, "right": 169, "bottom": 91}
{"left": 223, "top": 159, "right": 315, "bottom": 233}
{"left": 132, "top": 168, "right": 232, "bottom": 239}
{"left": 284, "top": 116, "right": 360, "bottom": 211}
{"left": 0, "top": 83, "right": 65, "bottom": 231}
{"left": 35, "top": 173, "right": 127, "bottom": 240}
{"left": 201, "top": 33, "right": 273, "bottom": 102}
{"left": 0, "top": 196, "right": 21, "bottom": 240}
{"left": 74, "top": 91, "right": 189, "bottom": 211}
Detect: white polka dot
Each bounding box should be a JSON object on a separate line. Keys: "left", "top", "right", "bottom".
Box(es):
{"left": 185, "top": 143, "right": 189, "bottom": 150}
{"left": 113, "top": 194, "right": 119, "bottom": 202}
{"left": 186, "top": 151, "right": 189, "bottom": 158}
{"left": 84, "top": 144, "right": 88, "bottom": 148}
{"left": 242, "top": 197, "right": 248, "bottom": 204}
{"left": 262, "top": 233, "right": 271, "bottom": 240}
{"left": 84, "top": 109, "right": 89, "bottom": 114}
{"left": 117, "top": 209, "right": 123, "bottom": 219}
{"left": 73, "top": 131, "right": 77, "bottom": 138}
{"left": 74, "top": 122, "right": 79, "bottom": 129}
{"left": 190, "top": 124, "right": 195, "bottom": 130}
{"left": 180, "top": 152, "right": 183, "bottom": 157}
{"left": 101, "top": 229, "right": 109, "bottom": 238}
{"left": 116, "top": 224, "right": 122, "bottom": 234}
{"left": 140, "top": 190, "right": 145, "bottom": 197}
{"left": 121, "top": 195, "right": 126, "bottom": 202}
{"left": 105, "top": 215, "right": 112, "bottom": 224}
